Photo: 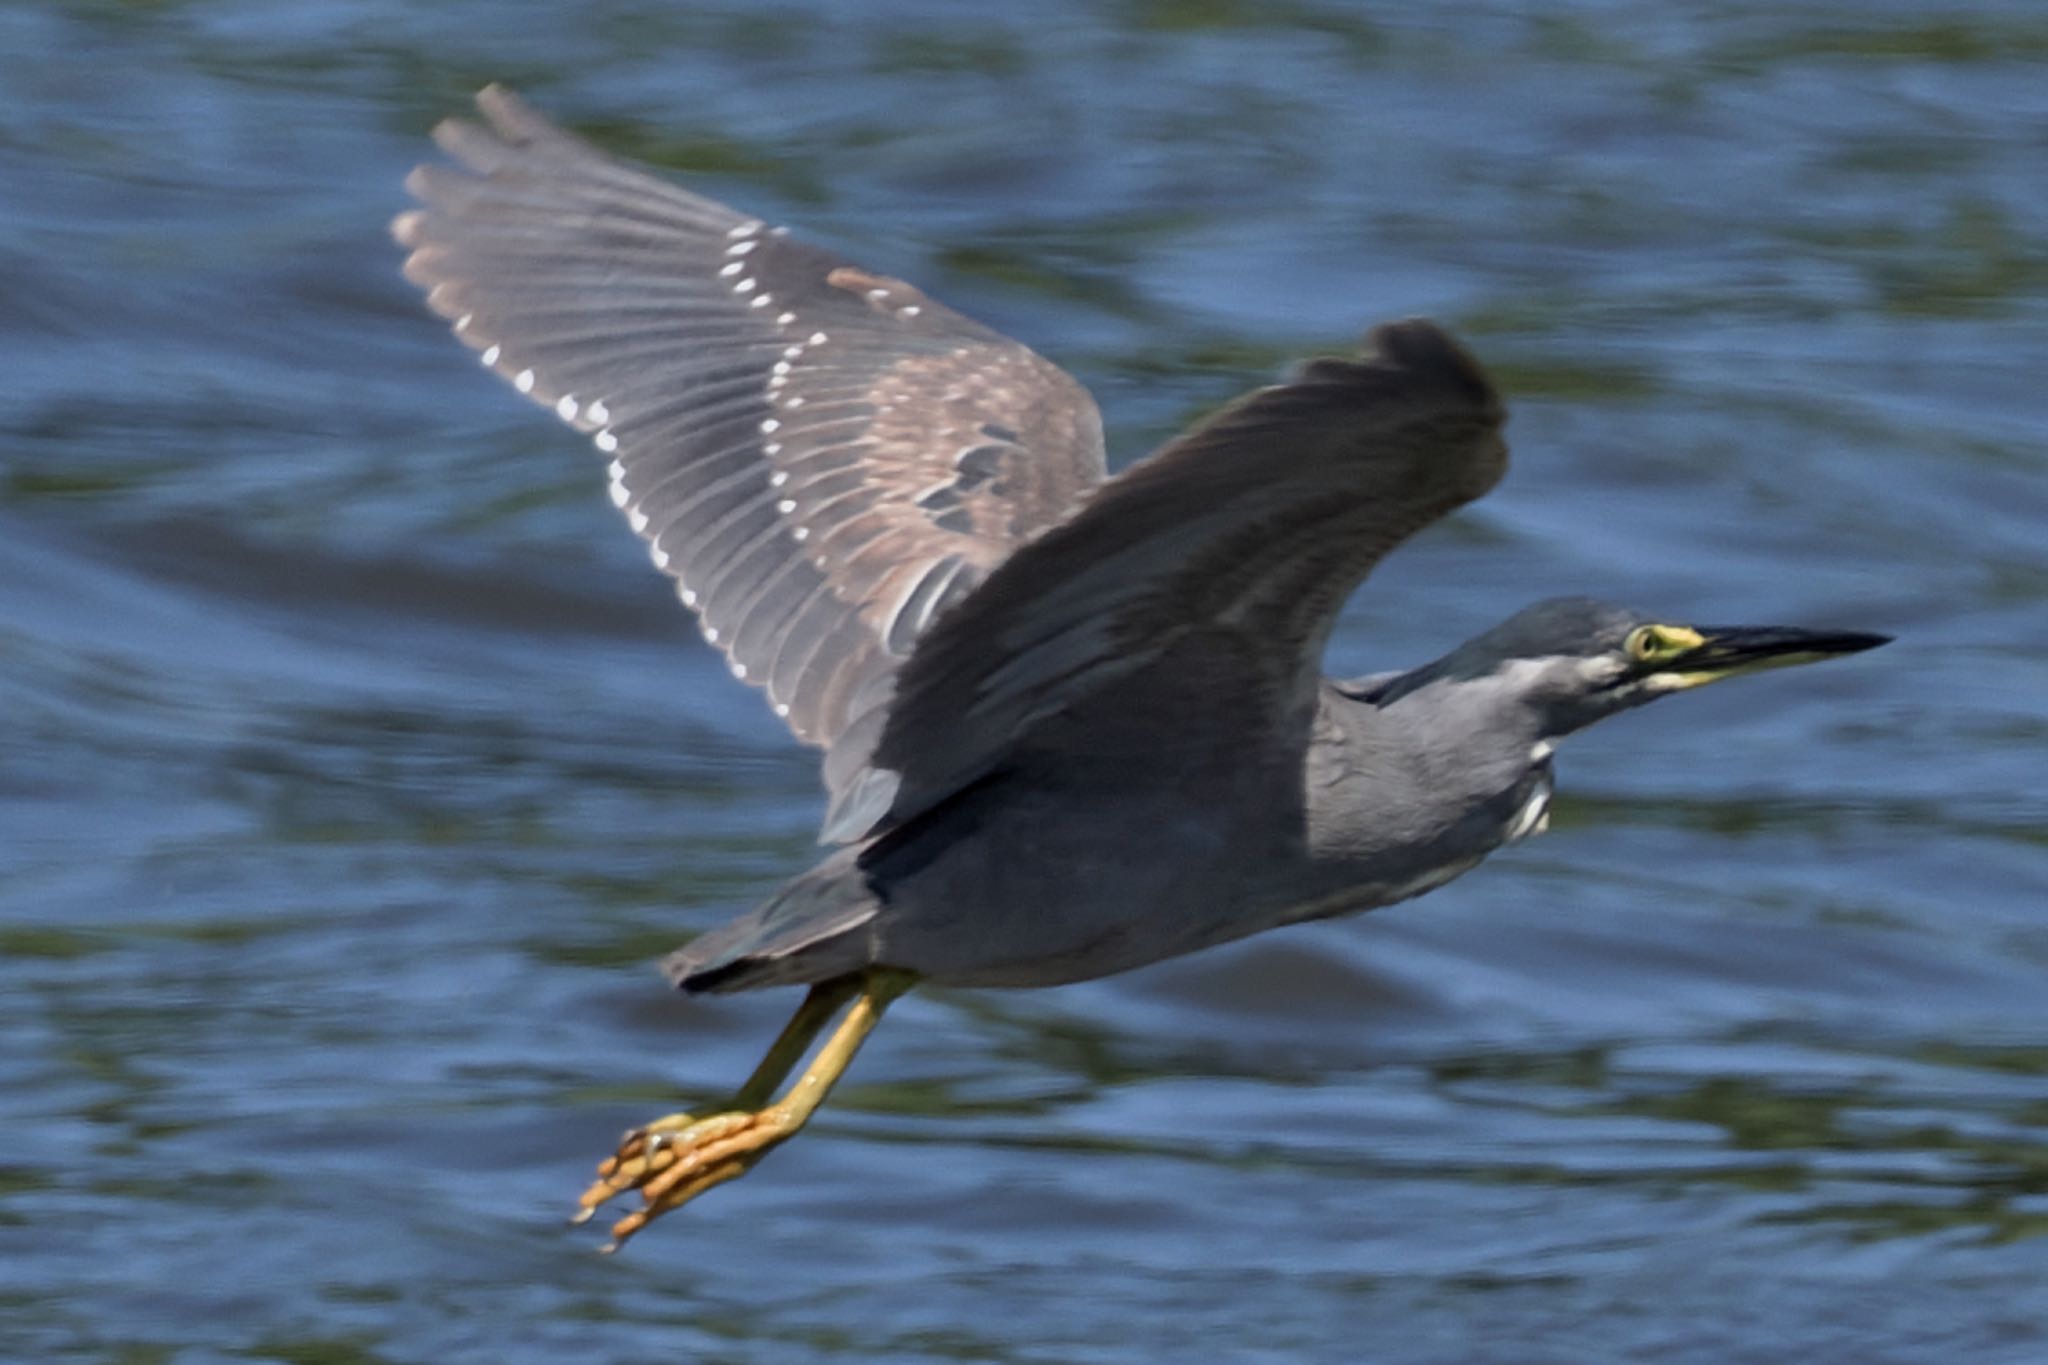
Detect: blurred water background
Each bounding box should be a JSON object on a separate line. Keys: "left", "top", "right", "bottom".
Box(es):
{"left": 3, "top": 1, "right": 2047, "bottom": 1361}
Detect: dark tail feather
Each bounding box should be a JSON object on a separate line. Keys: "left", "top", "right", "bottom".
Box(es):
{"left": 662, "top": 856, "right": 879, "bottom": 994}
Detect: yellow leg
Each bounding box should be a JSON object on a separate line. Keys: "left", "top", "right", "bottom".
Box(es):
{"left": 728, "top": 976, "right": 864, "bottom": 1110}
{"left": 574, "top": 969, "right": 915, "bottom": 1252}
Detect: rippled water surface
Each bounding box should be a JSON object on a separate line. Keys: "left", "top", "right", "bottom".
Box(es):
{"left": 5, "top": 2, "right": 2048, "bottom": 1361}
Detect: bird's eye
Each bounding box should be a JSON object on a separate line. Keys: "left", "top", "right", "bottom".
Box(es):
{"left": 1626, "top": 625, "right": 1700, "bottom": 664}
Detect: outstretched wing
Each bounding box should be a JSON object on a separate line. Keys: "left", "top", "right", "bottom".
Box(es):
{"left": 826, "top": 319, "right": 1508, "bottom": 842}
{"left": 393, "top": 86, "right": 1105, "bottom": 771}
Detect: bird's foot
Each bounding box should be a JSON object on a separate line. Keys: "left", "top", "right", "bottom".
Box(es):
{"left": 569, "top": 971, "right": 914, "bottom": 1253}
{"left": 571, "top": 1105, "right": 798, "bottom": 1251}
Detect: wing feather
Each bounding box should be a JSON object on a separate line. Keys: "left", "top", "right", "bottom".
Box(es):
{"left": 825, "top": 320, "right": 1509, "bottom": 841}
{"left": 396, "top": 86, "right": 1106, "bottom": 765}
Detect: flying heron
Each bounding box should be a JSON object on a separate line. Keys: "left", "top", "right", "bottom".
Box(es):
{"left": 393, "top": 86, "right": 1889, "bottom": 1251}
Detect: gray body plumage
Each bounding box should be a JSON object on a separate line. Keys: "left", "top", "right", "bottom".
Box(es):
{"left": 396, "top": 89, "right": 1888, "bottom": 1004}
{"left": 676, "top": 616, "right": 1568, "bottom": 992}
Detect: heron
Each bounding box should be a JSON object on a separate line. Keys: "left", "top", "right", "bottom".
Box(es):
{"left": 393, "top": 87, "right": 1889, "bottom": 1251}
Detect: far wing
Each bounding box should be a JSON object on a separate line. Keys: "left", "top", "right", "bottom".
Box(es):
{"left": 827, "top": 319, "right": 1508, "bottom": 842}
{"left": 394, "top": 86, "right": 1105, "bottom": 767}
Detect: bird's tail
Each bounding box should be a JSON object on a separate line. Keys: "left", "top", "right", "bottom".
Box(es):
{"left": 662, "top": 852, "right": 880, "bottom": 994}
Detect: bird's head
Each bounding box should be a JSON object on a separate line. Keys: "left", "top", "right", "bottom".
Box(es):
{"left": 1357, "top": 596, "right": 1890, "bottom": 741}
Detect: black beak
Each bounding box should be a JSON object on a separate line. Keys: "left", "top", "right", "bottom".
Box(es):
{"left": 1680, "top": 624, "right": 1892, "bottom": 675}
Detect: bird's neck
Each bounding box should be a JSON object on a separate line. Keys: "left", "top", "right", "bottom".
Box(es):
{"left": 1306, "top": 679, "right": 1551, "bottom": 861}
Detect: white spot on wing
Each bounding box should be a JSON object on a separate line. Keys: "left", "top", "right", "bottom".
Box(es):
{"left": 587, "top": 399, "right": 610, "bottom": 425}
{"left": 725, "top": 238, "right": 758, "bottom": 257}
{"left": 760, "top": 419, "right": 780, "bottom": 433}
{"left": 726, "top": 221, "right": 762, "bottom": 239}
{"left": 480, "top": 344, "right": 501, "bottom": 366}
{"left": 514, "top": 368, "right": 535, "bottom": 394}
{"left": 776, "top": 499, "right": 797, "bottom": 514}
{"left": 719, "top": 261, "right": 744, "bottom": 278}
{"left": 769, "top": 471, "right": 788, "bottom": 487}
{"left": 595, "top": 430, "right": 618, "bottom": 453}
{"left": 555, "top": 394, "right": 579, "bottom": 421}
{"left": 628, "top": 508, "right": 648, "bottom": 533}
{"left": 681, "top": 587, "right": 699, "bottom": 607}
{"left": 650, "top": 545, "right": 670, "bottom": 569}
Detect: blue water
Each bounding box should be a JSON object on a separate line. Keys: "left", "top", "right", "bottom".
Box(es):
{"left": 4, "top": 2, "right": 2047, "bottom": 1361}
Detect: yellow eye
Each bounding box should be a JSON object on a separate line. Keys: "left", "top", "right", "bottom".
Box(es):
{"left": 1626, "top": 624, "right": 1704, "bottom": 664}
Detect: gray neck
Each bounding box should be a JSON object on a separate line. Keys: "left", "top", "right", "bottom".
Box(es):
{"left": 1303, "top": 675, "right": 1550, "bottom": 880}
